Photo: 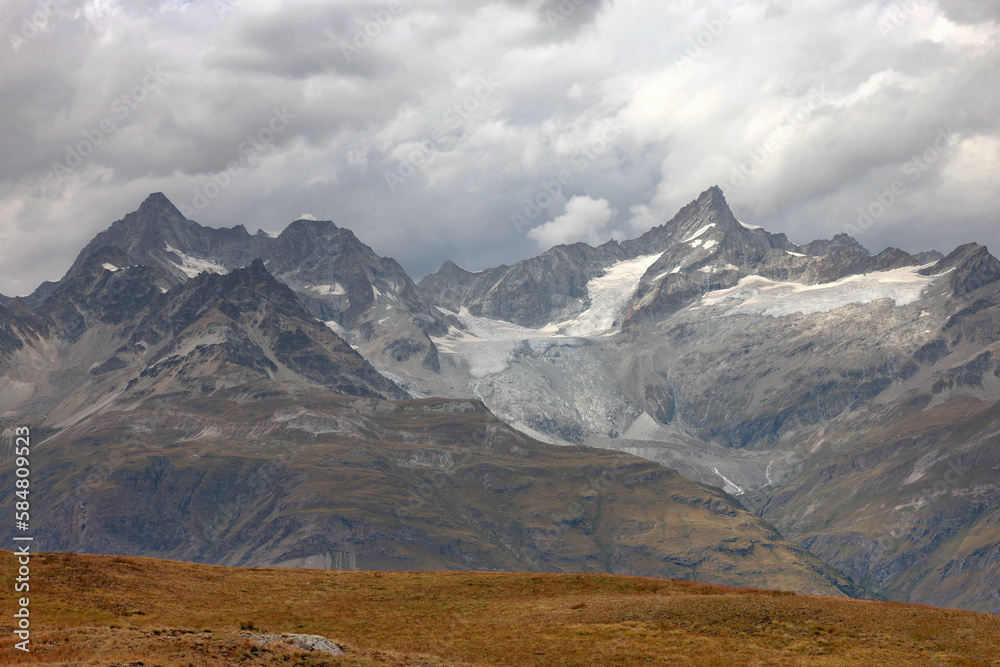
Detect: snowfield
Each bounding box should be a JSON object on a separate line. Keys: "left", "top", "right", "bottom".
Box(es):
{"left": 701, "top": 266, "right": 944, "bottom": 317}
{"left": 164, "top": 244, "right": 228, "bottom": 278}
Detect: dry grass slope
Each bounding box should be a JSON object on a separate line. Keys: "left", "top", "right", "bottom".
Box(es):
{"left": 2, "top": 551, "right": 999, "bottom": 666}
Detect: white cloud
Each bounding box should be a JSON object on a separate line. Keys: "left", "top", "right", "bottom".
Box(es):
{"left": 528, "top": 196, "right": 616, "bottom": 249}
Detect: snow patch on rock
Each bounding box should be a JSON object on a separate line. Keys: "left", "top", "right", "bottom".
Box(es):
{"left": 307, "top": 283, "right": 346, "bottom": 296}
{"left": 682, "top": 223, "right": 716, "bottom": 243}
{"left": 324, "top": 320, "right": 346, "bottom": 335}
{"left": 164, "top": 244, "right": 228, "bottom": 278}
{"left": 653, "top": 266, "right": 681, "bottom": 282}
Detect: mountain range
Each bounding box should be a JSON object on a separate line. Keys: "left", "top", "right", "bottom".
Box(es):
{"left": 2, "top": 186, "right": 999, "bottom": 613}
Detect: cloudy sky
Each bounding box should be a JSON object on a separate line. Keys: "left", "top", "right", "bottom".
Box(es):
{"left": 0, "top": 0, "right": 997, "bottom": 296}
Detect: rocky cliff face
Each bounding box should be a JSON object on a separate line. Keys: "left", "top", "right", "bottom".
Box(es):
{"left": 0, "top": 254, "right": 406, "bottom": 427}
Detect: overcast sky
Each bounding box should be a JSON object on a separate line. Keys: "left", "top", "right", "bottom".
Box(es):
{"left": 0, "top": 0, "right": 997, "bottom": 296}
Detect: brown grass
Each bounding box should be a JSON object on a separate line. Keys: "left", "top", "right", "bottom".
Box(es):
{"left": 2, "top": 550, "right": 999, "bottom": 666}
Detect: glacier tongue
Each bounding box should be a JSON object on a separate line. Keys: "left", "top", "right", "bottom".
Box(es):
{"left": 556, "top": 252, "right": 664, "bottom": 337}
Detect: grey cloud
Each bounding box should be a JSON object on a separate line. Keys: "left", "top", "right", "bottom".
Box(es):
{"left": 0, "top": 0, "right": 997, "bottom": 297}
{"left": 936, "top": 0, "right": 1000, "bottom": 25}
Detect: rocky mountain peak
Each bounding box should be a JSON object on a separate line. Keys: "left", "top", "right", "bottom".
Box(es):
{"left": 137, "top": 191, "right": 183, "bottom": 217}
{"left": 801, "top": 232, "right": 869, "bottom": 257}
{"left": 700, "top": 185, "right": 741, "bottom": 229}
{"left": 437, "top": 260, "right": 476, "bottom": 277}
{"left": 180, "top": 258, "right": 297, "bottom": 317}
{"left": 622, "top": 186, "right": 749, "bottom": 260}
{"left": 114, "top": 192, "right": 193, "bottom": 247}
{"left": 920, "top": 242, "right": 1000, "bottom": 297}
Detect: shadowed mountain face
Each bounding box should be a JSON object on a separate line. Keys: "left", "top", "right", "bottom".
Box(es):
{"left": 39, "top": 193, "right": 450, "bottom": 372}
{"left": 59, "top": 193, "right": 269, "bottom": 285}
{"left": 0, "top": 254, "right": 406, "bottom": 429}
